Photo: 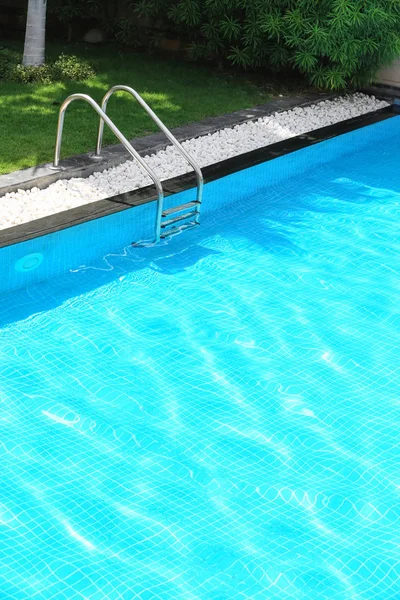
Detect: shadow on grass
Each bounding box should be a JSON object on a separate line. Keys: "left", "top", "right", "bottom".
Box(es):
{"left": 0, "top": 42, "right": 278, "bottom": 175}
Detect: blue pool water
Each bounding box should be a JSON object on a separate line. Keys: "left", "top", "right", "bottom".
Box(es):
{"left": 1, "top": 118, "right": 400, "bottom": 599}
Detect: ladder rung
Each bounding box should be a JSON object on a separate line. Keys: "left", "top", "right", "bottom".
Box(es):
{"left": 160, "top": 221, "right": 198, "bottom": 238}
{"left": 162, "top": 201, "right": 200, "bottom": 217}
{"left": 161, "top": 211, "right": 198, "bottom": 228}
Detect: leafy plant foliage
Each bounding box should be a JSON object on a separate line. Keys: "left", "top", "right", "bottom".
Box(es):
{"left": 0, "top": 48, "right": 96, "bottom": 83}
{"left": 47, "top": 0, "right": 400, "bottom": 89}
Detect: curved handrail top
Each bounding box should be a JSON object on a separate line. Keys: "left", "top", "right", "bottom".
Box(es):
{"left": 96, "top": 85, "right": 203, "bottom": 193}
{"left": 53, "top": 94, "right": 163, "bottom": 199}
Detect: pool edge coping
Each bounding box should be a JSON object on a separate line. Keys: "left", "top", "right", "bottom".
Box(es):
{"left": 0, "top": 104, "right": 394, "bottom": 249}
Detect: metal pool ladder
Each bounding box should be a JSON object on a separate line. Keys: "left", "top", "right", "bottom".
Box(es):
{"left": 53, "top": 87, "right": 204, "bottom": 243}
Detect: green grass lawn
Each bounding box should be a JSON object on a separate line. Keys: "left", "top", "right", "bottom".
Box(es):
{"left": 0, "top": 43, "right": 309, "bottom": 175}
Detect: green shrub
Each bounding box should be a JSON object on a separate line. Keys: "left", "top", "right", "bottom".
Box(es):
{"left": 0, "top": 49, "right": 96, "bottom": 84}
{"left": 0, "top": 48, "right": 19, "bottom": 80}
{"left": 132, "top": 0, "right": 400, "bottom": 89}
{"left": 9, "top": 64, "right": 54, "bottom": 85}
{"left": 52, "top": 54, "right": 96, "bottom": 81}
{"left": 115, "top": 19, "right": 141, "bottom": 47}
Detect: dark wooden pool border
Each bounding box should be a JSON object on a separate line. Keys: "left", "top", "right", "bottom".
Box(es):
{"left": 0, "top": 104, "right": 394, "bottom": 249}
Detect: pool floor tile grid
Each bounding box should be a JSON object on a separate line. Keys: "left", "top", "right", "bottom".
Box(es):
{"left": 0, "top": 120, "right": 400, "bottom": 599}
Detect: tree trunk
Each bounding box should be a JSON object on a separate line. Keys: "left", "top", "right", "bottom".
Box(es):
{"left": 22, "top": 0, "right": 47, "bottom": 66}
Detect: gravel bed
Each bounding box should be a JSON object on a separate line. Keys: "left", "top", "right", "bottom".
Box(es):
{"left": 0, "top": 93, "right": 388, "bottom": 230}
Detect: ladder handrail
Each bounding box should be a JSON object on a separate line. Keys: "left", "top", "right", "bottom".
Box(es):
{"left": 53, "top": 93, "right": 164, "bottom": 242}
{"left": 96, "top": 85, "right": 204, "bottom": 213}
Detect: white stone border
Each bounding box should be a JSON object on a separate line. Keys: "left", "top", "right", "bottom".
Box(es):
{"left": 0, "top": 93, "right": 388, "bottom": 231}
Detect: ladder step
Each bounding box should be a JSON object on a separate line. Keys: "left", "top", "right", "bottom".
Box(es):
{"left": 162, "top": 201, "right": 200, "bottom": 217}
{"left": 161, "top": 211, "right": 198, "bottom": 228}
{"left": 160, "top": 221, "right": 198, "bottom": 238}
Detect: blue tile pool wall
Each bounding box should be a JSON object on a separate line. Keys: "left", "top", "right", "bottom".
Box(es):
{"left": 1, "top": 116, "right": 399, "bottom": 295}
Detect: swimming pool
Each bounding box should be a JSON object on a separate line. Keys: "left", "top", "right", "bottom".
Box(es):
{"left": 1, "top": 115, "right": 400, "bottom": 599}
